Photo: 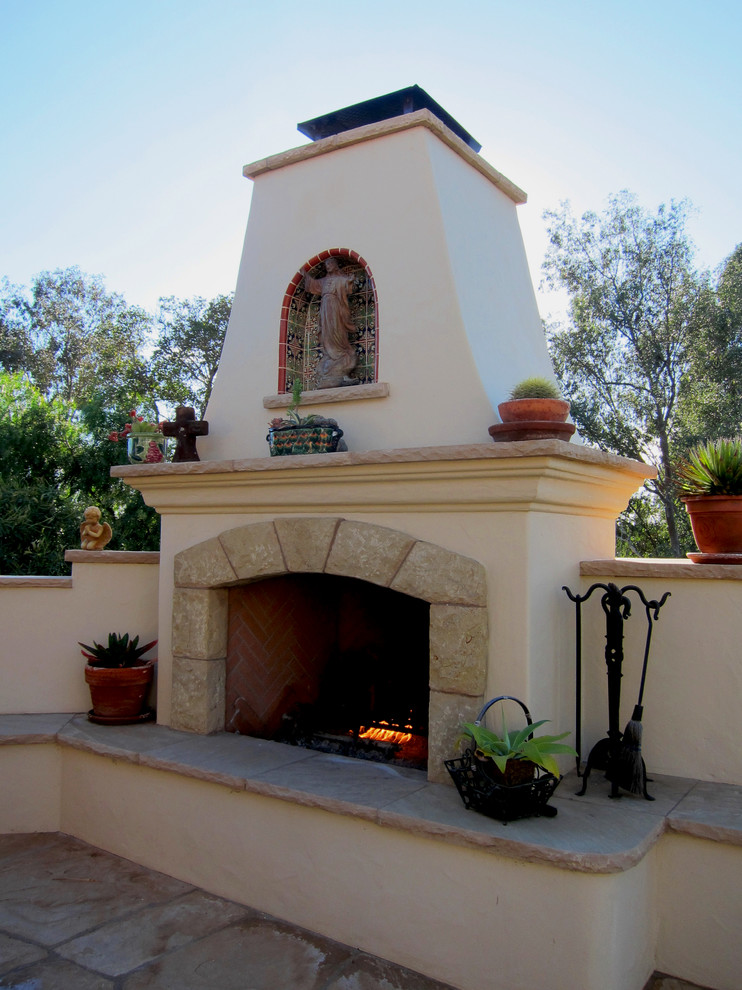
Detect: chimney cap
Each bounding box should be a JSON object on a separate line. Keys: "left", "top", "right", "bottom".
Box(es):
{"left": 297, "top": 85, "right": 481, "bottom": 153}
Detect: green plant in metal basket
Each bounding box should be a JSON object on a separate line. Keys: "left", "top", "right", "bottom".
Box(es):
{"left": 508, "top": 376, "right": 563, "bottom": 401}
{"left": 676, "top": 437, "right": 742, "bottom": 496}
{"left": 79, "top": 632, "right": 157, "bottom": 669}
{"left": 460, "top": 716, "right": 576, "bottom": 778}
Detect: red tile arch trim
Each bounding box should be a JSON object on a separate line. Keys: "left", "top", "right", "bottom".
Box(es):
{"left": 278, "top": 249, "right": 378, "bottom": 393}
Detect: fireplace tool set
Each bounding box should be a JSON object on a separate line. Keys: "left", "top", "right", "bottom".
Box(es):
{"left": 563, "top": 582, "right": 670, "bottom": 800}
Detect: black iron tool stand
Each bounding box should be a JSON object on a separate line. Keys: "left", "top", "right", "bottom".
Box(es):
{"left": 563, "top": 582, "right": 670, "bottom": 800}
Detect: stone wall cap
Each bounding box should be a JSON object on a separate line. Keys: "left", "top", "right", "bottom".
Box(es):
{"left": 5, "top": 714, "right": 738, "bottom": 873}
{"left": 581, "top": 558, "right": 742, "bottom": 580}
{"left": 64, "top": 550, "right": 160, "bottom": 565}
{"left": 0, "top": 576, "right": 73, "bottom": 588}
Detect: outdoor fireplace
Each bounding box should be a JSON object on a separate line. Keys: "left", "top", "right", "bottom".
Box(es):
{"left": 225, "top": 574, "right": 430, "bottom": 768}
{"left": 169, "top": 517, "right": 489, "bottom": 782}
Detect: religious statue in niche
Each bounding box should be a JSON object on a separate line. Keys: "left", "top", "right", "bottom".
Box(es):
{"left": 80, "top": 506, "right": 113, "bottom": 550}
{"left": 301, "top": 257, "right": 361, "bottom": 388}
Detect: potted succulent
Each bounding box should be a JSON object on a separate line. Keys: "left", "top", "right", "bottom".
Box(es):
{"left": 445, "top": 696, "right": 577, "bottom": 821}
{"left": 109, "top": 409, "right": 167, "bottom": 464}
{"left": 267, "top": 380, "right": 344, "bottom": 456}
{"left": 489, "top": 377, "right": 575, "bottom": 443}
{"left": 80, "top": 632, "right": 157, "bottom": 724}
{"left": 677, "top": 437, "right": 742, "bottom": 561}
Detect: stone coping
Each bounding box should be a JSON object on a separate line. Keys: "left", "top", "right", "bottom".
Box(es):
{"left": 582, "top": 557, "right": 742, "bottom": 580}
{"left": 242, "top": 108, "right": 528, "bottom": 205}
{"left": 0, "top": 576, "right": 73, "bottom": 588}
{"left": 64, "top": 550, "right": 160, "bottom": 565}
{"left": 263, "top": 382, "right": 390, "bottom": 409}
{"left": 2, "top": 714, "right": 740, "bottom": 874}
{"left": 111, "top": 439, "right": 654, "bottom": 480}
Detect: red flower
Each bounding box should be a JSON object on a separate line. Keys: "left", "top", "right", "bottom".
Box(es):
{"left": 137, "top": 416, "right": 144, "bottom": 422}
{"left": 129, "top": 409, "right": 137, "bottom": 417}
{"left": 108, "top": 431, "right": 119, "bottom": 441}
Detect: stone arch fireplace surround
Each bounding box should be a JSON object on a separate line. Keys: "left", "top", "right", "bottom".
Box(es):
{"left": 170, "top": 517, "right": 488, "bottom": 782}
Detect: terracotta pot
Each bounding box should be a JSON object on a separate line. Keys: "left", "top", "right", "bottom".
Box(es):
{"left": 85, "top": 663, "right": 155, "bottom": 719}
{"left": 683, "top": 496, "right": 742, "bottom": 556}
{"left": 489, "top": 421, "right": 576, "bottom": 442}
{"left": 497, "top": 398, "right": 570, "bottom": 424}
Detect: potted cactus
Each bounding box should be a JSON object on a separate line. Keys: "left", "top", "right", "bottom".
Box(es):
{"left": 489, "top": 377, "right": 575, "bottom": 442}
{"left": 677, "top": 437, "right": 742, "bottom": 561}
{"left": 80, "top": 632, "right": 157, "bottom": 724}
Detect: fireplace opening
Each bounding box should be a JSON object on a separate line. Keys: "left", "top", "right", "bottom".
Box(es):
{"left": 226, "top": 574, "right": 430, "bottom": 769}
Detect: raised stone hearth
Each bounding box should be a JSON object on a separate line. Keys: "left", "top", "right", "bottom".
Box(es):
{"left": 170, "top": 517, "right": 488, "bottom": 782}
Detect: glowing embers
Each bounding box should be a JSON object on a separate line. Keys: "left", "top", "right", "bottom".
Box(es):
{"left": 278, "top": 709, "right": 428, "bottom": 770}
{"left": 359, "top": 720, "right": 429, "bottom": 767}
{"left": 359, "top": 721, "right": 412, "bottom": 745}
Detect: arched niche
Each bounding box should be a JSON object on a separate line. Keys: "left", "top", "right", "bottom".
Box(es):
{"left": 278, "top": 249, "right": 378, "bottom": 393}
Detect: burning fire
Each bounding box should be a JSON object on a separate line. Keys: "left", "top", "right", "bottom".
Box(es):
{"left": 359, "top": 721, "right": 413, "bottom": 746}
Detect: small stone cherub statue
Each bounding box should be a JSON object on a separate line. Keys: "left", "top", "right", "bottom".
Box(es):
{"left": 80, "top": 506, "right": 113, "bottom": 550}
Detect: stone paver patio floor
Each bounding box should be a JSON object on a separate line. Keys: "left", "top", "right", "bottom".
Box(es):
{"left": 0, "top": 832, "right": 710, "bottom": 990}
{"left": 0, "top": 832, "right": 456, "bottom": 989}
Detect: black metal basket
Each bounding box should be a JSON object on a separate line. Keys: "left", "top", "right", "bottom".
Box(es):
{"left": 444, "top": 696, "right": 561, "bottom": 822}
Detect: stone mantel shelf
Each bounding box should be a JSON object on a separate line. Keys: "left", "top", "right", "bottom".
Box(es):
{"left": 3, "top": 714, "right": 741, "bottom": 876}
{"left": 110, "top": 441, "right": 654, "bottom": 516}
{"left": 111, "top": 440, "right": 652, "bottom": 478}
{"left": 264, "top": 382, "right": 389, "bottom": 409}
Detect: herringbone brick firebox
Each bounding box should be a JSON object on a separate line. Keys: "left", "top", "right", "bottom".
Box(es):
{"left": 225, "top": 573, "right": 430, "bottom": 765}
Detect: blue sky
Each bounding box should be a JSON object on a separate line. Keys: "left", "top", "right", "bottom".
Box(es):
{"left": 2, "top": 0, "right": 740, "bottom": 322}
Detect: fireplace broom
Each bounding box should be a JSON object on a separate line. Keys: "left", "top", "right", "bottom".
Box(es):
{"left": 614, "top": 593, "right": 664, "bottom": 796}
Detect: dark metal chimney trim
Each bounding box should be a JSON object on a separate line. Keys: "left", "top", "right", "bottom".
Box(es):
{"left": 298, "top": 85, "right": 481, "bottom": 153}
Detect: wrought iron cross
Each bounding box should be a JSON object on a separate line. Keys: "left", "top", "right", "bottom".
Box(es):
{"left": 161, "top": 406, "right": 208, "bottom": 462}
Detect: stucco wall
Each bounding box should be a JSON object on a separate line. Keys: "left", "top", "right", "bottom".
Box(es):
{"left": 3, "top": 736, "right": 739, "bottom": 990}
{"left": 576, "top": 562, "right": 742, "bottom": 785}
{"left": 202, "top": 120, "right": 554, "bottom": 460}
{"left": 0, "top": 553, "right": 159, "bottom": 714}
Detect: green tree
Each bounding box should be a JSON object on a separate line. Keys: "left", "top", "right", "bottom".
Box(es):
{"left": 0, "top": 268, "right": 152, "bottom": 407}
{"left": 542, "top": 192, "right": 707, "bottom": 557}
{"left": 0, "top": 373, "right": 159, "bottom": 575}
{"left": 678, "top": 244, "right": 742, "bottom": 443}
{"left": 0, "top": 278, "right": 36, "bottom": 373}
{"left": 150, "top": 294, "right": 231, "bottom": 418}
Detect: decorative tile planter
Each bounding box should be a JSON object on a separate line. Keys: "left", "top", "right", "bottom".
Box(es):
{"left": 267, "top": 425, "right": 343, "bottom": 456}
{"left": 127, "top": 433, "right": 167, "bottom": 464}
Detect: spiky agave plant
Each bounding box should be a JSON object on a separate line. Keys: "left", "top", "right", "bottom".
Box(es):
{"left": 460, "top": 716, "right": 576, "bottom": 778}
{"left": 79, "top": 633, "right": 157, "bottom": 669}
{"left": 676, "top": 437, "right": 742, "bottom": 496}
